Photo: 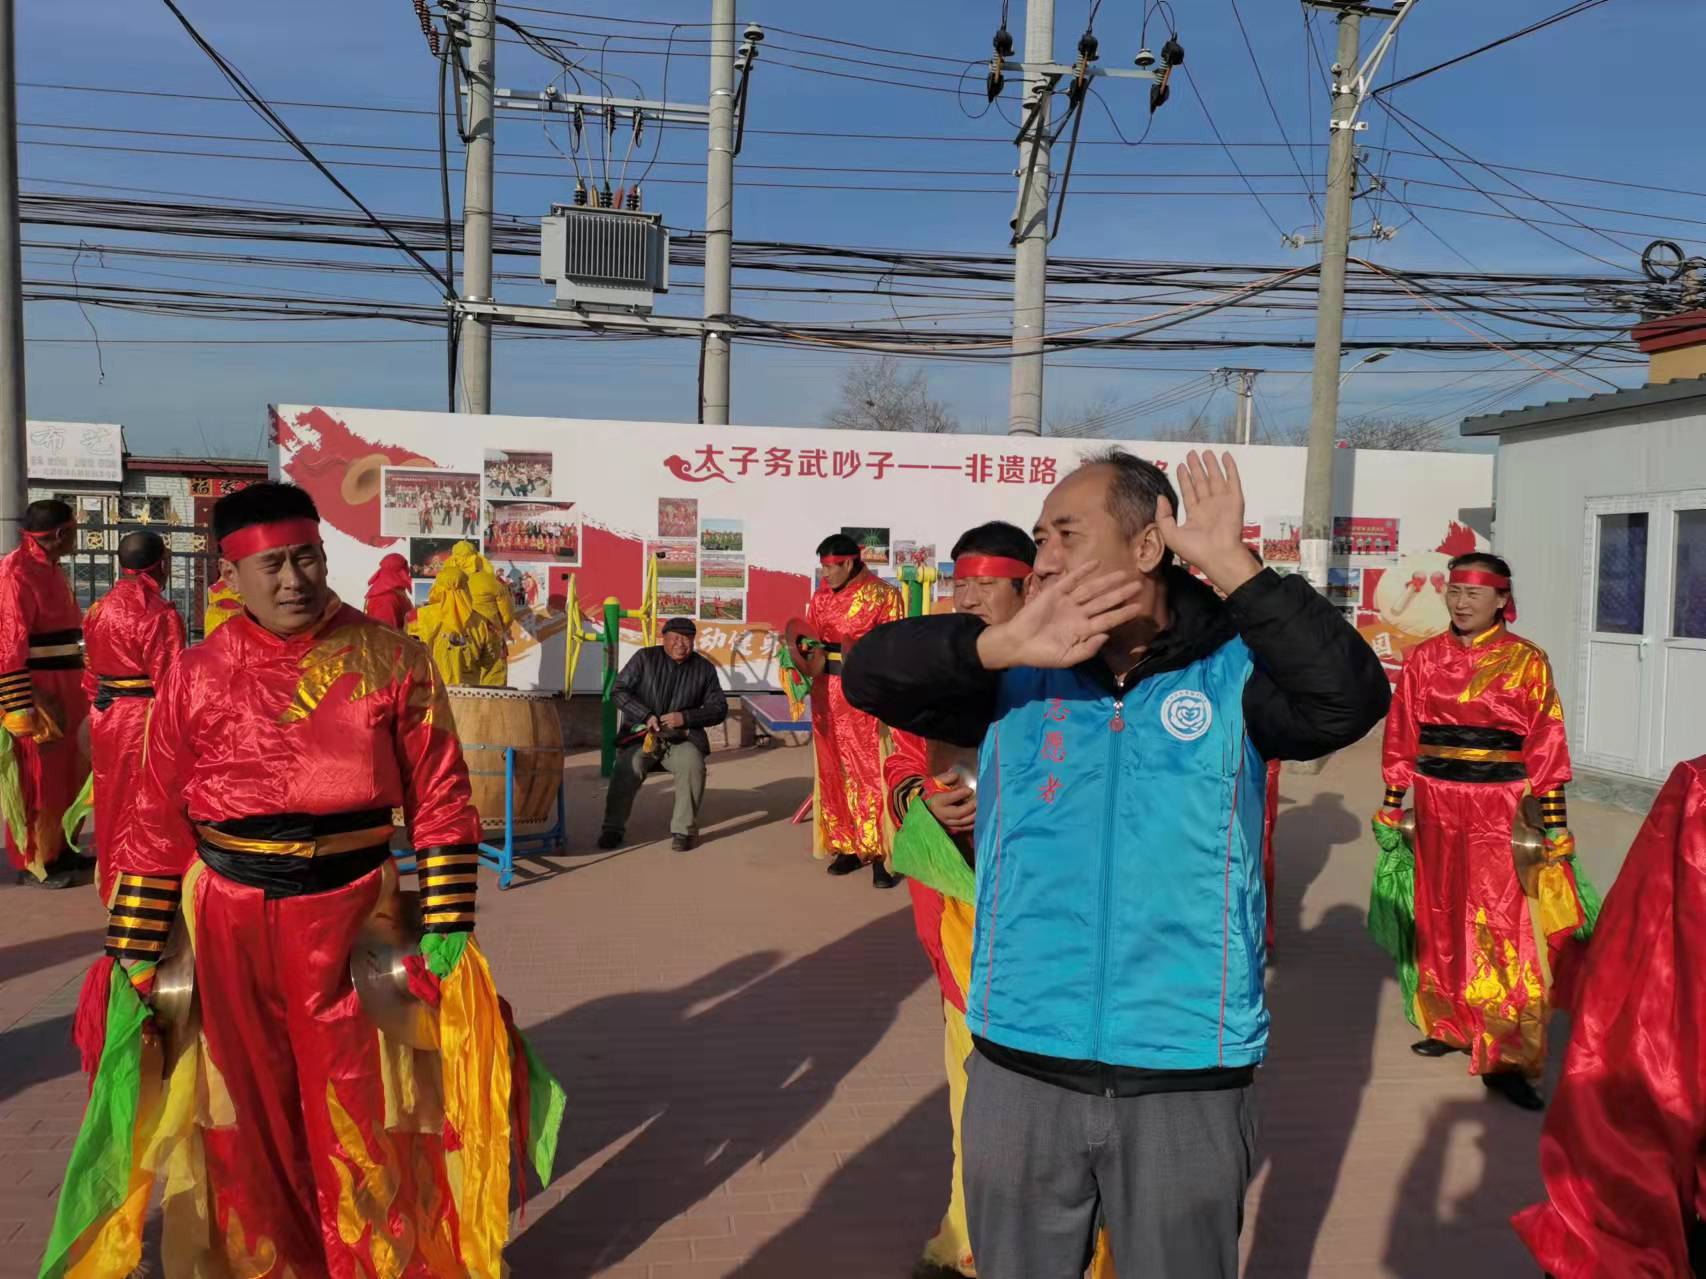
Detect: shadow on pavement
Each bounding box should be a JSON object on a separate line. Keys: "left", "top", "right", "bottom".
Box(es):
{"left": 1247, "top": 789, "right": 1381, "bottom": 1278}
{"left": 731, "top": 1087, "right": 950, "bottom": 1279}
{"left": 0, "top": 1013, "right": 74, "bottom": 1108}
{"left": 505, "top": 906, "right": 927, "bottom": 1276}
{"left": 0, "top": 927, "right": 103, "bottom": 985}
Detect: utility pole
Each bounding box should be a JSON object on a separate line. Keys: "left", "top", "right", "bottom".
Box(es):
{"left": 1007, "top": 0, "right": 1054, "bottom": 437}
{"left": 0, "top": 0, "right": 24, "bottom": 551}
{"left": 701, "top": 0, "right": 736, "bottom": 425}
{"left": 1299, "top": 0, "right": 1416, "bottom": 589}
{"left": 1227, "top": 368, "right": 1260, "bottom": 445}
{"left": 1299, "top": 7, "right": 1360, "bottom": 590}
{"left": 457, "top": 0, "right": 495, "bottom": 415}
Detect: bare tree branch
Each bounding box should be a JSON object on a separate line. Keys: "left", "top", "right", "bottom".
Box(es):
{"left": 827, "top": 358, "right": 959, "bottom": 434}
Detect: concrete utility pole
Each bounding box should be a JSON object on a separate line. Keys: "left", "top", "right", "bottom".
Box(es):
{"left": 0, "top": 0, "right": 24, "bottom": 550}
{"left": 1229, "top": 368, "right": 1260, "bottom": 445}
{"left": 700, "top": 0, "right": 736, "bottom": 425}
{"left": 1007, "top": 0, "right": 1054, "bottom": 437}
{"left": 457, "top": 0, "right": 495, "bottom": 415}
{"left": 1298, "top": 6, "right": 1362, "bottom": 591}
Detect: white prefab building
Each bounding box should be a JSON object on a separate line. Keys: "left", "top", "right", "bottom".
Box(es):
{"left": 1461, "top": 374, "right": 1706, "bottom": 799}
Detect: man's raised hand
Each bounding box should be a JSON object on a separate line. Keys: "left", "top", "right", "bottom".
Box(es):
{"left": 1155, "top": 450, "right": 1260, "bottom": 596}
{"left": 976, "top": 561, "right": 1145, "bottom": 671}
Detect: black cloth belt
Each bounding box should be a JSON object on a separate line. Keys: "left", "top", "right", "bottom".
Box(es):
{"left": 197, "top": 842, "right": 391, "bottom": 898}
{"left": 196, "top": 807, "right": 395, "bottom": 899}
{"left": 206, "top": 807, "right": 393, "bottom": 841}
{"left": 93, "top": 673, "right": 155, "bottom": 712}
{"left": 1418, "top": 723, "right": 1525, "bottom": 751}
{"left": 1416, "top": 756, "right": 1529, "bottom": 784}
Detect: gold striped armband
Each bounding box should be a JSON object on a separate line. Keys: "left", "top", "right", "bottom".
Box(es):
{"left": 1383, "top": 786, "right": 1407, "bottom": 810}
{"left": 106, "top": 873, "right": 181, "bottom": 963}
{"left": 0, "top": 668, "right": 32, "bottom": 715}
{"left": 1537, "top": 788, "right": 1567, "bottom": 830}
{"left": 416, "top": 845, "right": 479, "bottom": 933}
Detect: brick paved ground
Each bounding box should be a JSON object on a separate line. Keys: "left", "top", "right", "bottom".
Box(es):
{"left": 0, "top": 735, "right": 1643, "bottom": 1278}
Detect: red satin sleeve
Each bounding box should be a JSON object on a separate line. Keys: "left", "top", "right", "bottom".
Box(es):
{"left": 1381, "top": 644, "right": 1423, "bottom": 795}
{"left": 144, "top": 604, "right": 187, "bottom": 685}
{"left": 392, "top": 644, "right": 481, "bottom": 851}
{"left": 1513, "top": 756, "right": 1706, "bottom": 1278}
{"left": 0, "top": 561, "right": 32, "bottom": 698}
{"left": 884, "top": 728, "right": 928, "bottom": 828}
{"left": 120, "top": 662, "right": 199, "bottom": 878}
{"left": 79, "top": 599, "right": 102, "bottom": 705}
{"left": 1521, "top": 654, "right": 1572, "bottom": 796}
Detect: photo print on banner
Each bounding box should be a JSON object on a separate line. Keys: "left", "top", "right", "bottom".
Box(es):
{"left": 647, "top": 540, "right": 698, "bottom": 581}
{"left": 484, "top": 500, "right": 580, "bottom": 563}
{"left": 699, "top": 589, "right": 745, "bottom": 623}
{"left": 841, "top": 526, "right": 890, "bottom": 567}
{"left": 380, "top": 468, "right": 481, "bottom": 540}
{"left": 700, "top": 552, "right": 746, "bottom": 590}
{"left": 409, "top": 537, "right": 462, "bottom": 578}
{"left": 700, "top": 518, "right": 744, "bottom": 553}
{"left": 483, "top": 448, "right": 554, "bottom": 500}
{"left": 658, "top": 496, "right": 698, "bottom": 539}
{"left": 894, "top": 540, "right": 935, "bottom": 570}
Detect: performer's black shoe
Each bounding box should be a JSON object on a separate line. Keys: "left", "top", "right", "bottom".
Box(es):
{"left": 59, "top": 849, "right": 97, "bottom": 873}
{"left": 825, "top": 852, "right": 863, "bottom": 876}
{"left": 871, "top": 861, "right": 903, "bottom": 890}
{"left": 1483, "top": 1071, "right": 1545, "bottom": 1111}
{"left": 671, "top": 834, "right": 695, "bottom": 853}
{"left": 18, "top": 867, "right": 77, "bottom": 889}
{"left": 596, "top": 829, "right": 623, "bottom": 851}
{"left": 1410, "top": 1038, "right": 1457, "bottom": 1058}
{"left": 911, "top": 1263, "right": 972, "bottom": 1279}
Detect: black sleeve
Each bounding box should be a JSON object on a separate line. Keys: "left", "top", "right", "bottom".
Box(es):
{"left": 681, "top": 659, "right": 728, "bottom": 728}
{"left": 612, "top": 650, "right": 652, "bottom": 725}
{"left": 1229, "top": 569, "right": 1392, "bottom": 761}
{"left": 840, "top": 615, "right": 1000, "bottom": 749}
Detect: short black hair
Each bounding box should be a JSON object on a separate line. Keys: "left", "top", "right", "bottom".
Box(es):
{"left": 816, "top": 533, "right": 861, "bottom": 559}
{"left": 22, "top": 499, "right": 72, "bottom": 532}
{"left": 211, "top": 481, "right": 319, "bottom": 549}
{"left": 117, "top": 530, "right": 167, "bottom": 571}
{"left": 1078, "top": 448, "right": 1180, "bottom": 540}
{"left": 952, "top": 521, "right": 1035, "bottom": 564}
{"left": 1449, "top": 551, "right": 1512, "bottom": 581}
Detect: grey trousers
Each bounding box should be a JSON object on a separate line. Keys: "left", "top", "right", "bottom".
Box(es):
{"left": 600, "top": 740, "right": 706, "bottom": 838}
{"left": 962, "top": 1049, "right": 1257, "bottom": 1279}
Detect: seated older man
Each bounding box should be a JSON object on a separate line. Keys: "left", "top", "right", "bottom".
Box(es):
{"left": 598, "top": 617, "right": 729, "bottom": 852}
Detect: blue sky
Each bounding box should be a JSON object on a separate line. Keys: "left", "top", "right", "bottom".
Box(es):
{"left": 18, "top": 0, "right": 1702, "bottom": 457}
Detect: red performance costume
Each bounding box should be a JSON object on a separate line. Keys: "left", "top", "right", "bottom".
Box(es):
{"left": 81, "top": 564, "right": 186, "bottom": 904}
{"left": 1380, "top": 577, "right": 1583, "bottom": 1078}
{"left": 1512, "top": 755, "right": 1706, "bottom": 1278}
{"left": 40, "top": 512, "right": 561, "bottom": 1279}
{"left": 364, "top": 552, "right": 415, "bottom": 630}
{"left": 0, "top": 524, "right": 91, "bottom": 880}
{"left": 805, "top": 557, "right": 904, "bottom": 861}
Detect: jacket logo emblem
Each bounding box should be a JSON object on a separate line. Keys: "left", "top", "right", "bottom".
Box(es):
{"left": 1160, "top": 689, "right": 1213, "bottom": 741}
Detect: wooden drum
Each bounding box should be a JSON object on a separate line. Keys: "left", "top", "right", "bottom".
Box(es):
{"left": 446, "top": 687, "right": 564, "bottom": 834}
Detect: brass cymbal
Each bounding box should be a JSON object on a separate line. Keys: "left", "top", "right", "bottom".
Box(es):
{"left": 349, "top": 886, "right": 437, "bottom": 1051}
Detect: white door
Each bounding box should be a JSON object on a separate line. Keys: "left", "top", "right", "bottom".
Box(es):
{"left": 1578, "top": 491, "right": 1706, "bottom": 780}
{"left": 1653, "top": 497, "right": 1706, "bottom": 774}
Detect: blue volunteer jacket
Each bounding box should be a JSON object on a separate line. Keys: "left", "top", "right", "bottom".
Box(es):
{"left": 970, "top": 639, "right": 1269, "bottom": 1070}
{"left": 843, "top": 566, "right": 1391, "bottom": 1095}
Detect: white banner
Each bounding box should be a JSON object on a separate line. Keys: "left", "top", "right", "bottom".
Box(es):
{"left": 28, "top": 420, "right": 123, "bottom": 484}
{"left": 272, "top": 405, "right": 1493, "bottom": 692}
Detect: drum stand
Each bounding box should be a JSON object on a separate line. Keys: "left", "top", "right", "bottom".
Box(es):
{"left": 396, "top": 745, "right": 567, "bottom": 890}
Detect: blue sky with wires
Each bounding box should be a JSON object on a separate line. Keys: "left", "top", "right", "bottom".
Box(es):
{"left": 17, "top": 0, "right": 1701, "bottom": 456}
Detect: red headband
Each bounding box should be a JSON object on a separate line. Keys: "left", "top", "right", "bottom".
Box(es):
{"left": 820, "top": 554, "right": 857, "bottom": 565}
{"left": 23, "top": 521, "right": 72, "bottom": 540}
{"left": 219, "top": 518, "right": 322, "bottom": 563}
{"left": 1448, "top": 568, "right": 1517, "bottom": 622}
{"left": 953, "top": 554, "right": 1033, "bottom": 580}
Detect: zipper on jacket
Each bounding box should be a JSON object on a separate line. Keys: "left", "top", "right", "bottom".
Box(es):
{"left": 1090, "top": 683, "right": 1124, "bottom": 1068}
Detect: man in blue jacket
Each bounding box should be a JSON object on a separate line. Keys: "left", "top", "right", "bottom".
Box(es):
{"left": 844, "top": 448, "right": 1390, "bottom": 1279}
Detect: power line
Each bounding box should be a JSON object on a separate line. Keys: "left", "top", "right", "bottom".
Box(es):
{"left": 1225, "top": 0, "right": 1321, "bottom": 221}
{"left": 1180, "top": 67, "right": 1291, "bottom": 239}
{"left": 1377, "top": 0, "right": 1615, "bottom": 96}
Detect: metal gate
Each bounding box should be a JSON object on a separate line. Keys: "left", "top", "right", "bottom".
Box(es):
{"left": 62, "top": 522, "right": 222, "bottom": 641}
